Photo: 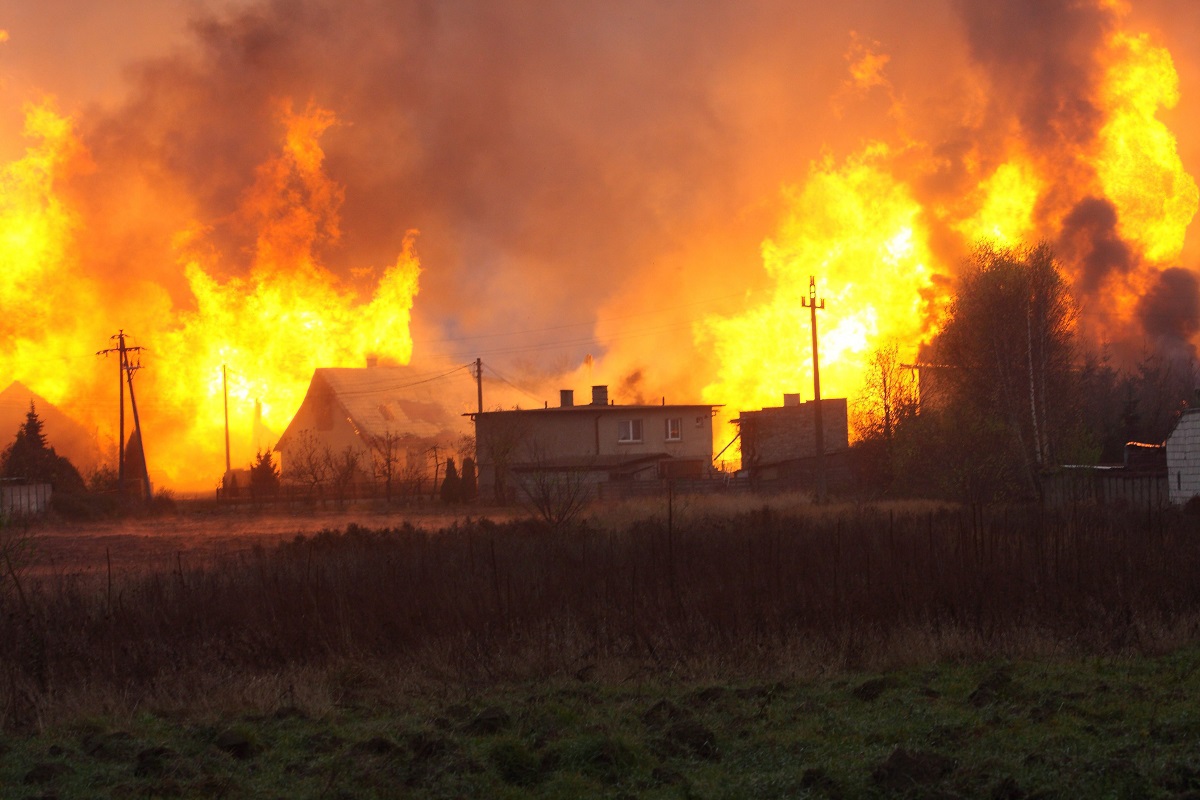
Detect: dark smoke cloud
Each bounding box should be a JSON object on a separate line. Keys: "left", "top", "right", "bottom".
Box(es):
{"left": 1137, "top": 267, "right": 1200, "bottom": 356}
{"left": 952, "top": 0, "right": 1111, "bottom": 151}
{"left": 1056, "top": 196, "right": 1135, "bottom": 295}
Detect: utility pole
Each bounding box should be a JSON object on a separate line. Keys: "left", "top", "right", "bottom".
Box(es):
{"left": 223, "top": 364, "right": 232, "bottom": 476}
{"left": 97, "top": 331, "right": 151, "bottom": 500}
{"left": 475, "top": 357, "right": 483, "bottom": 414}
{"left": 801, "top": 276, "right": 827, "bottom": 502}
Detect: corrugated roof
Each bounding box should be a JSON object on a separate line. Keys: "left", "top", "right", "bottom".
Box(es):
{"left": 307, "top": 367, "right": 465, "bottom": 441}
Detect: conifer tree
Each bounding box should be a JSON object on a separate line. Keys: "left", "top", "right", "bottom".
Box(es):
{"left": 461, "top": 457, "right": 478, "bottom": 501}
{"left": 440, "top": 457, "right": 461, "bottom": 504}
{"left": 1, "top": 402, "right": 84, "bottom": 491}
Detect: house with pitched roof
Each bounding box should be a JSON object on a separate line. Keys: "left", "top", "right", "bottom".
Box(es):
{"left": 275, "top": 366, "right": 467, "bottom": 489}
{"left": 469, "top": 385, "right": 720, "bottom": 503}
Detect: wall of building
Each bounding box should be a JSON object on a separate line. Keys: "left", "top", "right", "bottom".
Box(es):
{"left": 739, "top": 398, "right": 849, "bottom": 469}
{"left": 473, "top": 405, "right": 716, "bottom": 502}
{"left": 1166, "top": 410, "right": 1200, "bottom": 505}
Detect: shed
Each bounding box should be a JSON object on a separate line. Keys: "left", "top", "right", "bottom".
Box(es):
{"left": 1165, "top": 408, "right": 1200, "bottom": 505}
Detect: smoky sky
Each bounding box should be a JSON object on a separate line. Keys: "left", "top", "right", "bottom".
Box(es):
{"left": 75, "top": 0, "right": 768, "bottom": 341}
{"left": 6, "top": 0, "right": 1200, "bottom": 377}
{"left": 1138, "top": 267, "right": 1200, "bottom": 354}
{"left": 952, "top": 0, "right": 1110, "bottom": 152}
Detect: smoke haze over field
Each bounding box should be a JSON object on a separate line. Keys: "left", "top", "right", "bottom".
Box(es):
{"left": 2, "top": 0, "right": 1200, "bottom": 488}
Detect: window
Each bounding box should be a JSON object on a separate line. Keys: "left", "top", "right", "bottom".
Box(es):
{"left": 665, "top": 417, "right": 682, "bottom": 441}
{"left": 618, "top": 419, "right": 644, "bottom": 443}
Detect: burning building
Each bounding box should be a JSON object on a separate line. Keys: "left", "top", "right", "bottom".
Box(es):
{"left": 275, "top": 366, "right": 466, "bottom": 488}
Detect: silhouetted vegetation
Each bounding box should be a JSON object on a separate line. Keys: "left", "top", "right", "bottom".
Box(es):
{"left": 249, "top": 449, "right": 280, "bottom": 497}
{"left": 1, "top": 403, "right": 85, "bottom": 494}
{"left": 853, "top": 242, "right": 1196, "bottom": 503}
{"left": 3, "top": 503, "right": 1200, "bottom": 731}
{"left": 440, "top": 457, "right": 461, "bottom": 503}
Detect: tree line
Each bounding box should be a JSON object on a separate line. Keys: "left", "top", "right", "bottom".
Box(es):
{"left": 851, "top": 241, "right": 1196, "bottom": 503}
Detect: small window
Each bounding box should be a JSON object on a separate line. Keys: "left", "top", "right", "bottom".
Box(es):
{"left": 618, "top": 419, "right": 644, "bottom": 443}
{"left": 665, "top": 418, "right": 682, "bottom": 441}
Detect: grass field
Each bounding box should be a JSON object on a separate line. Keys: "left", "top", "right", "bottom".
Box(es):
{"left": 1, "top": 496, "right": 1199, "bottom": 797}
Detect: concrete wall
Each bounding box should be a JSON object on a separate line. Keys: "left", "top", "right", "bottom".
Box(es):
{"left": 1166, "top": 410, "right": 1200, "bottom": 505}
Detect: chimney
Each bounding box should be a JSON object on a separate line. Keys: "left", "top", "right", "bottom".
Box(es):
{"left": 591, "top": 385, "right": 609, "bottom": 406}
{"left": 560, "top": 389, "right": 574, "bottom": 408}
{"left": 366, "top": 355, "right": 379, "bottom": 368}
{"left": 783, "top": 393, "right": 800, "bottom": 407}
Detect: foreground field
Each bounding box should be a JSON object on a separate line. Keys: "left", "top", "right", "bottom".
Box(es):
{"left": 3, "top": 649, "right": 1200, "bottom": 798}
{"left": 2, "top": 499, "right": 1199, "bottom": 796}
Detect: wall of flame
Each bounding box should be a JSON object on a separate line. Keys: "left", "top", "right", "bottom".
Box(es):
{"left": 1, "top": 0, "right": 1199, "bottom": 488}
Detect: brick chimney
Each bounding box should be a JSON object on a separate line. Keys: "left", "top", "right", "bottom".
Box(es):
{"left": 560, "top": 389, "right": 574, "bottom": 407}
{"left": 591, "top": 385, "right": 609, "bottom": 406}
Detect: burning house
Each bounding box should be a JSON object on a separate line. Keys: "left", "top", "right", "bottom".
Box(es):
{"left": 470, "top": 385, "right": 719, "bottom": 503}
{"left": 275, "top": 366, "right": 466, "bottom": 489}
{"left": 735, "top": 395, "right": 851, "bottom": 490}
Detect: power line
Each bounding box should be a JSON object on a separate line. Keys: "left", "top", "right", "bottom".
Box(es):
{"left": 482, "top": 363, "right": 545, "bottom": 405}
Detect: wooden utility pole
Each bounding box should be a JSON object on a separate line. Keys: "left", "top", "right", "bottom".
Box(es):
{"left": 223, "top": 364, "right": 232, "bottom": 475}
{"left": 475, "top": 357, "right": 483, "bottom": 414}
{"left": 801, "top": 276, "right": 827, "bottom": 502}
{"left": 97, "top": 331, "right": 151, "bottom": 500}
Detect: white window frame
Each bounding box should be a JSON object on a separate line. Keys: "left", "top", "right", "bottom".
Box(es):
{"left": 618, "top": 419, "right": 644, "bottom": 443}
{"left": 665, "top": 417, "right": 682, "bottom": 441}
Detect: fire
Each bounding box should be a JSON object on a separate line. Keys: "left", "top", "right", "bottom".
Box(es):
{"left": 698, "top": 144, "right": 938, "bottom": 423}
{"left": 700, "top": 5, "right": 1199, "bottom": 454}
{"left": 0, "top": 100, "right": 420, "bottom": 490}
{"left": 952, "top": 161, "right": 1042, "bottom": 248}
{"left": 4, "top": 2, "right": 1200, "bottom": 486}
{"left": 0, "top": 103, "right": 101, "bottom": 406}
{"left": 1094, "top": 31, "right": 1197, "bottom": 266}
{"left": 149, "top": 101, "right": 421, "bottom": 489}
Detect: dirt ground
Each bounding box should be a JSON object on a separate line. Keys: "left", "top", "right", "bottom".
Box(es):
{"left": 12, "top": 505, "right": 518, "bottom": 577}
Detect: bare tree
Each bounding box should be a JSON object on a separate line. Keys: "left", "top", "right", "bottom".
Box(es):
{"left": 290, "top": 430, "right": 331, "bottom": 503}
{"left": 854, "top": 341, "right": 919, "bottom": 443}
{"left": 517, "top": 439, "right": 594, "bottom": 531}
{"left": 399, "top": 449, "right": 430, "bottom": 503}
{"left": 326, "top": 445, "right": 363, "bottom": 510}
{"left": 367, "top": 430, "right": 403, "bottom": 504}
{"left": 475, "top": 412, "right": 531, "bottom": 504}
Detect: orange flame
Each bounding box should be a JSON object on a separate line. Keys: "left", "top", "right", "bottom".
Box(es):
{"left": 699, "top": 7, "right": 1198, "bottom": 456}
{"left": 698, "top": 144, "right": 939, "bottom": 433}
{"left": 0, "top": 100, "right": 420, "bottom": 490}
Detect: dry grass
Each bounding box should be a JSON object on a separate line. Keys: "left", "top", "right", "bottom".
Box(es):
{"left": 587, "top": 491, "right": 954, "bottom": 532}
{"left": 3, "top": 502, "right": 1200, "bottom": 730}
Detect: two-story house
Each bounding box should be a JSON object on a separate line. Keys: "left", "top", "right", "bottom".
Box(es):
{"left": 470, "top": 385, "right": 719, "bottom": 502}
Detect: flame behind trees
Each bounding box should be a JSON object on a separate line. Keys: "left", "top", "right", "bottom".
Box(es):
{"left": 863, "top": 242, "right": 1085, "bottom": 501}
